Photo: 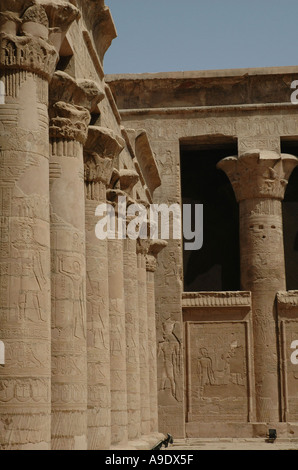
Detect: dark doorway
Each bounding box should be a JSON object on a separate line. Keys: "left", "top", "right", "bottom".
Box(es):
{"left": 281, "top": 138, "right": 298, "bottom": 290}
{"left": 180, "top": 136, "right": 240, "bottom": 292}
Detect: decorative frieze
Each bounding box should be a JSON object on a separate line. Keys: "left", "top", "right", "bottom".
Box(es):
{"left": 277, "top": 291, "right": 298, "bottom": 309}
{"left": 182, "top": 291, "right": 252, "bottom": 308}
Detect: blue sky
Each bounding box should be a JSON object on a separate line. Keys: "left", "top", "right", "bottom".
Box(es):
{"left": 104, "top": 0, "right": 298, "bottom": 74}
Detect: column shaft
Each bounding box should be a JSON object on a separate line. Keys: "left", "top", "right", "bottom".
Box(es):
{"left": 137, "top": 247, "right": 150, "bottom": 435}
{"left": 146, "top": 240, "right": 167, "bottom": 433}
{"left": 86, "top": 198, "right": 111, "bottom": 449}
{"left": 84, "top": 126, "right": 124, "bottom": 449}
{"left": 218, "top": 149, "right": 298, "bottom": 423}
{"left": 123, "top": 238, "right": 141, "bottom": 440}
{"left": 0, "top": 20, "right": 57, "bottom": 449}
{"left": 146, "top": 267, "right": 158, "bottom": 432}
{"left": 50, "top": 136, "right": 88, "bottom": 449}
{"left": 240, "top": 198, "right": 285, "bottom": 422}
{"left": 108, "top": 234, "right": 128, "bottom": 444}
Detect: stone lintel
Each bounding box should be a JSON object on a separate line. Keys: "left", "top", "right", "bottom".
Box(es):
{"left": 121, "top": 126, "right": 135, "bottom": 159}
{"left": 82, "top": 1, "right": 117, "bottom": 63}
{"left": 136, "top": 130, "right": 161, "bottom": 195}
{"left": 105, "top": 67, "right": 298, "bottom": 111}
{"left": 125, "top": 128, "right": 161, "bottom": 198}
{"left": 182, "top": 291, "right": 252, "bottom": 309}
{"left": 217, "top": 149, "right": 298, "bottom": 201}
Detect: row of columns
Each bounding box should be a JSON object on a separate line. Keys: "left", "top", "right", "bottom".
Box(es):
{"left": 0, "top": 1, "right": 165, "bottom": 450}
{"left": 0, "top": 0, "right": 72, "bottom": 450}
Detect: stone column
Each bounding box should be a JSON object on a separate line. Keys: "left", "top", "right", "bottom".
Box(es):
{"left": 106, "top": 189, "right": 128, "bottom": 445}
{"left": 49, "top": 72, "right": 102, "bottom": 450}
{"left": 0, "top": 2, "right": 63, "bottom": 450}
{"left": 84, "top": 126, "right": 124, "bottom": 450}
{"left": 137, "top": 237, "right": 151, "bottom": 435}
{"left": 146, "top": 240, "right": 168, "bottom": 433}
{"left": 119, "top": 170, "right": 142, "bottom": 441}
{"left": 218, "top": 150, "right": 298, "bottom": 423}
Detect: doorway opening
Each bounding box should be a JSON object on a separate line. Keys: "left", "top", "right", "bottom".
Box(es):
{"left": 281, "top": 138, "right": 298, "bottom": 290}
{"left": 180, "top": 136, "right": 239, "bottom": 292}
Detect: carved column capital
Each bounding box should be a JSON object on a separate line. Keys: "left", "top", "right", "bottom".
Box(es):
{"left": 119, "top": 169, "right": 139, "bottom": 197}
{"left": 136, "top": 238, "right": 150, "bottom": 256}
{"left": 49, "top": 101, "right": 90, "bottom": 144}
{"left": 36, "top": 0, "right": 80, "bottom": 53}
{"left": 84, "top": 126, "right": 125, "bottom": 200}
{"left": 50, "top": 71, "right": 104, "bottom": 111}
{"left": 217, "top": 149, "right": 298, "bottom": 201}
{"left": 146, "top": 239, "right": 168, "bottom": 272}
{"left": 0, "top": 32, "right": 58, "bottom": 79}
{"left": 49, "top": 72, "right": 105, "bottom": 144}
{"left": 106, "top": 188, "right": 133, "bottom": 207}
{"left": 0, "top": 1, "right": 34, "bottom": 35}
{"left": 0, "top": 2, "right": 80, "bottom": 77}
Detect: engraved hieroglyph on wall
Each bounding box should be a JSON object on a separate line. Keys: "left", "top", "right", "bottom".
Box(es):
{"left": 186, "top": 321, "right": 249, "bottom": 422}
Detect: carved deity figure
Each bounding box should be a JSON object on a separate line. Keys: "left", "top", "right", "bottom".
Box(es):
{"left": 197, "top": 347, "right": 215, "bottom": 396}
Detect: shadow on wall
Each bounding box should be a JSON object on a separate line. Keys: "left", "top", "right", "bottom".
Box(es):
{"left": 180, "top": 139, "right": 240, "bottom": 292}
{"left": 283, "top": 163, "right": 298, "bottom": 291}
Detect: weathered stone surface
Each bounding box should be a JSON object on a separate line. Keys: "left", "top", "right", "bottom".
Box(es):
{"left": 109, "top": 69, "right": 298, "bottom": 438}
{"left": 84, "top": 124, "right": 123, "bottom": 449}
{"left": 1, "top": 0, "right": 298, "bottom": 451}
{"left": 218, "top": 150, "right": 298, "bottom": 423}
{"left": 49, "top": 72, "right": 94, "bottom": 450}
{"left": 0, "top": 2, "right": 64, "bottom": 449}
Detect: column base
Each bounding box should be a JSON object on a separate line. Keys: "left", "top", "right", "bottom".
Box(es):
{"left": 110, "top": 432, "right": 166, "bottom": 450}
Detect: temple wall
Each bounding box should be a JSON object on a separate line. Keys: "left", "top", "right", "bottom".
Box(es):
{"left": 108, "top": 71, "right": 298, "bottom": 437}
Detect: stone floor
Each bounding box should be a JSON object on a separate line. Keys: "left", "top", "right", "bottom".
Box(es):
{"left": 166, "top": 438, "right": 298, "bottom": 450}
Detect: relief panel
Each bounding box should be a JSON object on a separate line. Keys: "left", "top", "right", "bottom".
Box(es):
{"left": 185, "top": 321, "right": 250, "bottom": 423}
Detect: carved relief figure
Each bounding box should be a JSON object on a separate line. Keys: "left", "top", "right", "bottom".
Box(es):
{"left": 220, "top": 343, "right": 246, "bottom": 386}
{"left": 197, "top": 347, "right": 215, "bottom": 396}
{"left": 158, "top": 320, "right": 182, "bottom": 400}
{"left": 86, "top": 270, "right": 107, "bottom": 350}
{"left": 58, "top": 256, "right": 86, "bottom": 340}
{"left": 12, "top": 224, "right": 47, "bottom": 322}
{"left": 126, "top": 312, "right": 137, "bottom": 363}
